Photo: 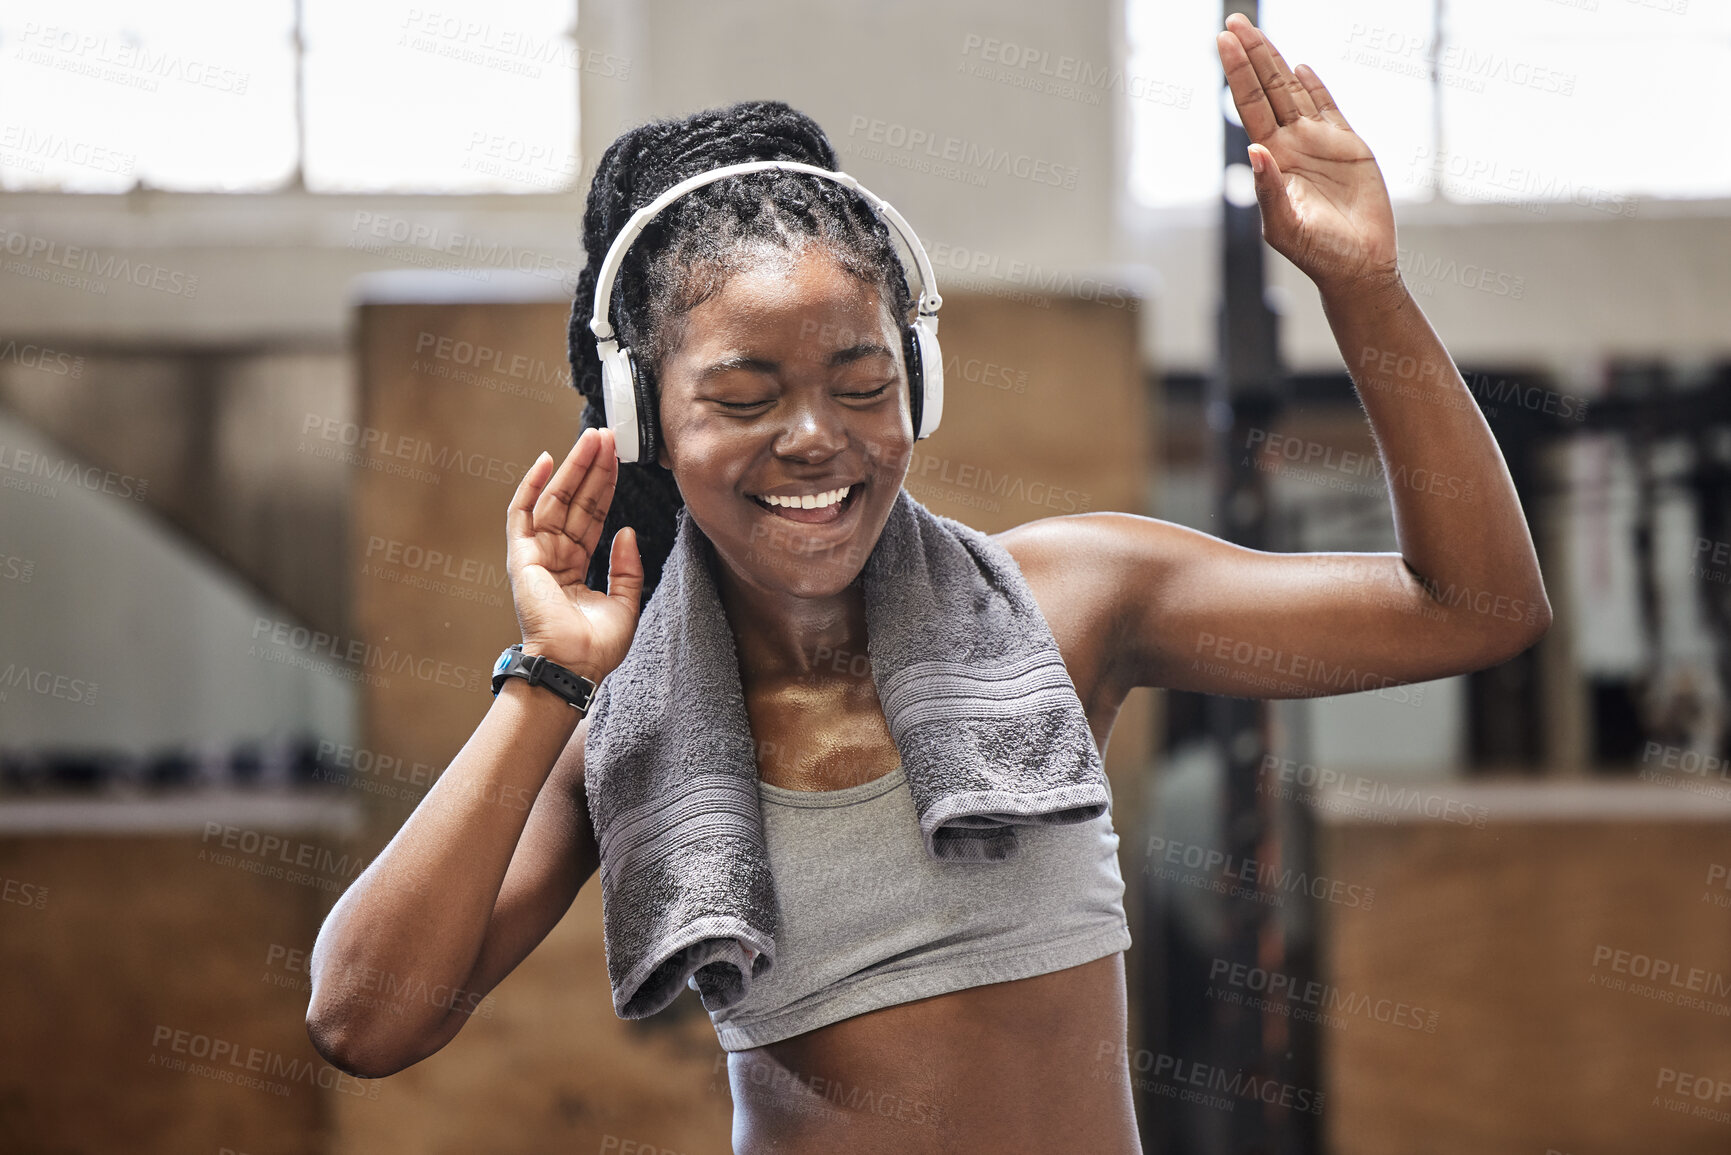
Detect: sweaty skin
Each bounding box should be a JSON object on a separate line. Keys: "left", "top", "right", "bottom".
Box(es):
{"left": 718, "top": 549, "right": 1144, "bottom": 1155}
{"left": 638, "top": 235, "right": 1143, "bottom": 1154}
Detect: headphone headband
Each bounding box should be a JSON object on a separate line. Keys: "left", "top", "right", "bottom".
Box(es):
{"left": 587, "top": 159, "right": 942, "bottom": 344}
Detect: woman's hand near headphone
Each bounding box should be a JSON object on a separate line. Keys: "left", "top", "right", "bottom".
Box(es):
{"left": 505, "top": 426, "right": 643, "bottom": 684}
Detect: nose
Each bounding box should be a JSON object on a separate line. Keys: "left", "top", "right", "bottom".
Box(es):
{"left": 770, "top": 389, "right": 850, "bottom": 462}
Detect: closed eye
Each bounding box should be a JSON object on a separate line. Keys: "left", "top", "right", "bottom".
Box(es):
{"left": 714, "top": 382, "right": 892, "bottom": 410}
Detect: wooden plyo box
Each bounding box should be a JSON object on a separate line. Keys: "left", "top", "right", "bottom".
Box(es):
{"left": 1311, "top": 780, "right": 1731, "bottom": 1155}
{"left": 0, "top": 792, "right": 363, "bottom": 1155}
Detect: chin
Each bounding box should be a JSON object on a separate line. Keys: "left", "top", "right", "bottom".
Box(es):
{"left": 730, "top": 542, "right": 867, "bottom": 597}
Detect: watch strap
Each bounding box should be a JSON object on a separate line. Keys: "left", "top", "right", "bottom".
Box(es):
{"left": 491, "top": 643, "right": 597, "bottom": 712}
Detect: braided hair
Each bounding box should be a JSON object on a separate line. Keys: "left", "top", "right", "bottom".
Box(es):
{"left": 567, "top": 100, "right": 916, "bottom": 605}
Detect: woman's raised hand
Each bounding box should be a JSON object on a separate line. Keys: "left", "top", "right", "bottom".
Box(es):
{"left": 1217, "top": 14, "right": 1399, "bottom": 298}
{"left": 505, "top": 426, "right": 644, "bottom": 683}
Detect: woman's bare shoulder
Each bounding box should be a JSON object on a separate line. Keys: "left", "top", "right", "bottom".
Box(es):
{"left": 991, "top": 513, "right": 1165, "bottom": 715}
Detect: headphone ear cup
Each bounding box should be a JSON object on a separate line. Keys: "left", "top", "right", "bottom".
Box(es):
{"left": 902, "top": 324, "right": 924, "bottom": 439}
{"left": 907, "top": 318, "right": 943, "bottom": 441}
{"left": 599, "top": 340, "right": 641, "bottom": 464}
{"left": 628, "top": 349, "right": 661, "bottom": 468}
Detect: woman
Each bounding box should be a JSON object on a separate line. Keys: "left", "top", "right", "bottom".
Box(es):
{"left": 307, "top": 15, "right": 1550, "bottom": 1154}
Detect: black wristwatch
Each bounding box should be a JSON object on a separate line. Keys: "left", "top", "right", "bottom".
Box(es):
{"left": 490, "top": 643, "right": 598, "bottom": 713}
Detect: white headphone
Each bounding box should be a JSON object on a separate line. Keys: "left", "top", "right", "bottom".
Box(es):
{"left": 587, "top": 159, "right": 944, "bottom": 464}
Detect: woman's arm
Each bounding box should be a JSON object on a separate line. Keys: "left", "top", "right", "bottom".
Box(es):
{"left": 306, "top": 428, "right": 642, "bottom": 1076}
{"left": 1315, "top": 268, "right": 1548, "bottom": 641}
{"left": 1224, "top": 12, "right": 1549, "bottom": 639}
{"left": 1002, "top": 16, "right": 1549, "bottom": 701}
{"left": 305, "top": 689, "right": 598, "bottom": 1078}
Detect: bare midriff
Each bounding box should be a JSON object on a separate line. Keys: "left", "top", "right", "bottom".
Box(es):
{"left": 725, "top": 951, "right": 1142, "bottom": 1154}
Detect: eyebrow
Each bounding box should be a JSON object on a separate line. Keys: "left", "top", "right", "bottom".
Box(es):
{"left": 694, "top": 342, "right": 897, "bottom": 382}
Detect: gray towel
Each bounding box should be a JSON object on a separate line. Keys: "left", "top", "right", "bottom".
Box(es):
{"left": 581, "top": 485, "right": 1111, "bottom": 1020}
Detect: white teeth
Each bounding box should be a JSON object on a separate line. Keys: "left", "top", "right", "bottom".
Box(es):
{"left": 758, "top": 485, "right": 851, "bottom": 510}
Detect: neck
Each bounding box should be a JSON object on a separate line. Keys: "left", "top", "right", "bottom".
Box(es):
{"left": 711, "top": 554, "right": 872, "bottom": 689}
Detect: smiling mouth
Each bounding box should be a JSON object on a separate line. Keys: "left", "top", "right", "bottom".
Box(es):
{"left": 749, "top": 481, "right": 865, "bottom": 525}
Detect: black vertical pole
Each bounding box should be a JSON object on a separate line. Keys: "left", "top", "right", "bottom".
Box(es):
{"left": 1209, "top": 3, "right": 1285, "bottom": 1153}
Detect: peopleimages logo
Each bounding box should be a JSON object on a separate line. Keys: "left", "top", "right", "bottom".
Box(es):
{"left": 1093, "top": 1041, "right": 1324, "bottom": 1115}
{"left": 0, "top": 660, "right": 99, "bottom": 707}
{"left": 247, "top": 616, "right": 489, "bottom": 694}
{"left": 927, "top": 242, "right": 1135, "bottom": 310}
{"left": 1144, "top": 834, "right": 1375, "bottom": 909}
{"left": 414, "top": 331, "right": 571, "bottom": 389}
{"left": 1258, "top": 754, "right": 1490, "bottom": 828}
{"left": 1591, "top": 945, "right": 1731, "bottom": 1000}
{"left": 348, "top": 211, "right": 582, "bottom": 287}
{"left": 15, "top": 22, "right": 251, "bottom": 94}
{"left": 0, "top": 228, "right": 198, "bottom": 297}
{"left": 0, "top": 339, "right": 83, "bottom": 377}
{"left": 148, "top": 1024, "right": 378, "bottom": 1099}
{"left": 0, "top": 442, "right": 146, "bottom": 501}
{"left": 1208, "top": 959, "right": 1439, "bottom": 1033}
{"left": 0, "top": 124, "right": 135, "bottom": 176}
{"left": 1396, "top": 245, "right": 1525, "bottom": 299}
{"left": 906, "top": 450, "right": 1091, "bottom": 514}
{"left": 845, "top": 116, "right": 1080, "bottom": 189}
{"left": 958, "top": 34, "right": 1193, "bottom": 109}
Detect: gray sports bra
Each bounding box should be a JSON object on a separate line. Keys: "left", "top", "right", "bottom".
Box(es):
{"left": 704, "top": 763, "right": 1133, "bottom": 1052}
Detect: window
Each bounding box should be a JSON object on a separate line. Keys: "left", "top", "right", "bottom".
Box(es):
{"left": 0, "top": 0, "right": 581, "bottom": 194}
{"left": 1127, "top": 0, "right": 1731, "bottom": 210}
